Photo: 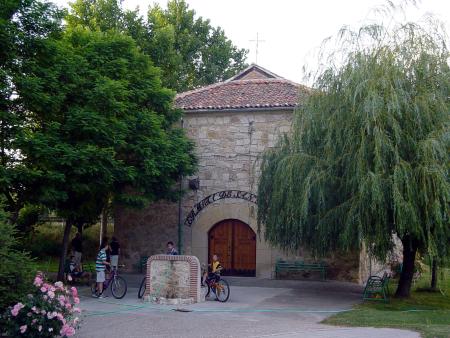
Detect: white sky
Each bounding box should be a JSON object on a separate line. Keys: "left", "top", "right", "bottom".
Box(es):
{"left": 55, "top": 0, "right": 449, "bottom": 84}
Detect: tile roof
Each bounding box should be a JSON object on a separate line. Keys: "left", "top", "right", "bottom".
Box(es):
{"left": 175, "top": 64, "right": 310, "bottom": 112}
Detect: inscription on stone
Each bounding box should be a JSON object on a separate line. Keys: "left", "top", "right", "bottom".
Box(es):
{"left": 184, "top": 190, "right": 257, "bottom": 226}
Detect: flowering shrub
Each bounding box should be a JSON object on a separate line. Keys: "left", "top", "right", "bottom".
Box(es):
{"left": 2, "top": 273, "right": 81, "bottom": 337}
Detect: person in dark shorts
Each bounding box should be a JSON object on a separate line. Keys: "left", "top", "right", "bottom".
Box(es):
{"left": 110, "top": 236, "right": 120, "bottom": 271}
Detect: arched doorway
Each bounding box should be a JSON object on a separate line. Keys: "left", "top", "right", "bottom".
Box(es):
{"left": 208, "top": 219, "right": 256, "bottom": 276}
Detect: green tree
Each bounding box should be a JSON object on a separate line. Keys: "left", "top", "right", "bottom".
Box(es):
{"left": 257, "top": 20, "right": 449, "bottom": 297}
{"left": 67, "top": 0, "right": 248, "bottom": 92}
{"left": 147, "top": 0, "right": 247, "bottom": 91}
{"left": 0, "top": 0, "right": 64, "bottom": 222}
{"left": 67, "top": 0, "right": 132, "bottom": 32}
{"left": 15, "top": 27, "right": 196, "bottom": 280}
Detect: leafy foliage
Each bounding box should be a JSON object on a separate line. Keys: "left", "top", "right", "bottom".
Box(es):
{"left": 258, "top": 14, "right": 449, "bottom": 297}
{"left": 10, "top": 23, "right": 196, "bottom": 279}
{"left": 26, "top": 222, "right": 111, "bottom": 261}
{"left": 146, "top": 0, "right": 248, "bottom": 91}
{"left": 67, "top": 0, "right": 248, "bottom": 91}
{"left": 0, "top": 203, "right": 34, "bottom": 310}
{"left": 16, "top": 204, "right": 46, "bottom": 234}
{"left": 16, "top": 27, "right": 196, "bottom": 220}
{"left": 0, "top": 0, "right": 64, "bottom": 219}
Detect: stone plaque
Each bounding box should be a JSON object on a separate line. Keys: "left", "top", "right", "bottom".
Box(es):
{"left": 144, "top": 255, "right": 201, "bottom": 303}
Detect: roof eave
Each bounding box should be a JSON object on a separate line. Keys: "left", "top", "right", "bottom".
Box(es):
{"left": 180, "top": 105, "right": 298, "bottom": 114}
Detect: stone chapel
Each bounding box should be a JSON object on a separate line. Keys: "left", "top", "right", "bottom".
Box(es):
{"left": 115, "top": 64, "right": 364, "bottom": 281}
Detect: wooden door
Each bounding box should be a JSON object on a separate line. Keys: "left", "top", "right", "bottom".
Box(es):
{"left": 208, "top": 220, "right": 232, "bottom": 271}
{"left": 232, "top": 221, "right": 257, "bottom": 275}
{"left": 208, "top": 219, "right": 256, "bottom": 276}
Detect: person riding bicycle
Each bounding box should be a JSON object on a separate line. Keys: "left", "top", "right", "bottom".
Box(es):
{"left": 202, "top": 254, "right": 222, "bottom": 286}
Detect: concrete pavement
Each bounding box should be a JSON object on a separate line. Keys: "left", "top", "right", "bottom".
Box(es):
{"left": 74, "top": 275, "right": 420, "bottom": 338}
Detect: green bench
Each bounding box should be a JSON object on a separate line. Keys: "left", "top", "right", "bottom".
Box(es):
{"left": 363, "top": 272, "right": 390, "bottom": 302}
{"left": 139, "top": 256, "right": 149, "bottom": 273}
{"left": 132, "top": 256, "right": 149, "bottom": 273}
{"left": 275, "top": 259, "right": 327, "bottom": 280}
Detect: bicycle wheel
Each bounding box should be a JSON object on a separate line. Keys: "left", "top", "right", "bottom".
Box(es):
{"left": 138, "top": 277, "right": 146, "bottom": 299}
{"left": 110, "top": 276, "right": 127, "bottom": 299}
{"left": 214, "top": 279, "right": 230, "bottom": 302}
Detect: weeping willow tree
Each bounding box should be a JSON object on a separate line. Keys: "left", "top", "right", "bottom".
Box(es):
{"left": 258, "top": 11, "right": 449, "bottom": 297}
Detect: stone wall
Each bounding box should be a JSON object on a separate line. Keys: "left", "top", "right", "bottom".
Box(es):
{"left": 115, "top": 109, "right": 293, "bottom": 272}
{"left": 180, "top": 110, "right": 293, "bottom": 276}
{"left": 114, "top": 200, "right": 179, "bottom": 271}
{"left": 114, "top": 108, "right": 361, "bottom": 281}
{"left": 183, "top": 110, "right": 292, "bottom": 199}
{"left": 148, "top": 260, "right": 190, "bottom": 298}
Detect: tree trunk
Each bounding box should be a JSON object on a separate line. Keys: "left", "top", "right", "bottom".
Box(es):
{"left": 431, "top": 258, "right": 438, "bottom": 290}
{"left": 100, "top": 208, "right": 108, "bottom": 244}
{"left": 5, "top": 191, "right": 20, "bottom": 224}
{"left": 57, "top": 219, "right": 73, "bottom": 281}
{"left": 76, "top": 221, "right": 83, "bottom": 236}
{"left": 395, "top": 237, "right": 418, "bottom": 298}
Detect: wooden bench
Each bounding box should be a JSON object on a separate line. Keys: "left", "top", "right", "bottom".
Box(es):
{"left": 363, "top": 272, "right": 390, "bottom": 302}
{"left": 275, "top": 259, "right": 327, "bottom": 280}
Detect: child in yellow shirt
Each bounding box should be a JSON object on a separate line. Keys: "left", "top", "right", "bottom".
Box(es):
{"left": 202, "top": 254, "right": 222, "bottom": 286}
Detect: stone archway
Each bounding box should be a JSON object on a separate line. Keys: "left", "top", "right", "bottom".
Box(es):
{"left": 188, "top": 199, "right": 276, "bottom": 278}
{"left": 208, "top": 219, "right": 256, "bottom": 276}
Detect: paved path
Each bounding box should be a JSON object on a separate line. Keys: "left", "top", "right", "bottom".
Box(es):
{"left": 75, "top": 276, "right": 419, "bottom": 338}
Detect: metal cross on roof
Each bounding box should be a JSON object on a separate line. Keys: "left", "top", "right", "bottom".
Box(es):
{"left": 249, "top": 32, "right": 266, "bottom": 64}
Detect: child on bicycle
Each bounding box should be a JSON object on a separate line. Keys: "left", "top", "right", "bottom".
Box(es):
{"left": 94, "top": 239, "right": 110, "bottom": 298}
{"left": 202, "top": 254, "right": 222, "bottom": 286}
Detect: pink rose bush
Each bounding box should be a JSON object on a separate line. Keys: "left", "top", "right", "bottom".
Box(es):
{"left": 2, "top": 273, "right": 81, "bottom": 337}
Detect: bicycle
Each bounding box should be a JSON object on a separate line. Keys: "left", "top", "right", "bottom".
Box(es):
{"left": 91, "top": 266, "right": 127, "bottom": 299}
{"left": 138, "top": 276, "right": 146, "bottom": 299}
{"left": 204, "top": 273, "right": 230, "bottom": 302}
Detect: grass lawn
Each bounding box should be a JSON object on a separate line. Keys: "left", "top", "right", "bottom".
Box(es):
{"left": 34, "top": 257, "right": 60, "bottom": 273}
{"left": 324, "top": 269, "right": 450, "bottom": 338}
{"left": 34, "top": 256, "right": 98, "bottom": 275}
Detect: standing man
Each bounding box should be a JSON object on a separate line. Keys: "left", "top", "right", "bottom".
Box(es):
{"left": 94, "top": 239, "right": 110, "bottom": 298}
{"left": 71, "top": 232, "right": 82, "bottom": 270}
{"left": 110, "top": 236, "right": 120, "bottom": 271}
{"left": 166, "top": 241, "right": 178, "bottom": 255}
